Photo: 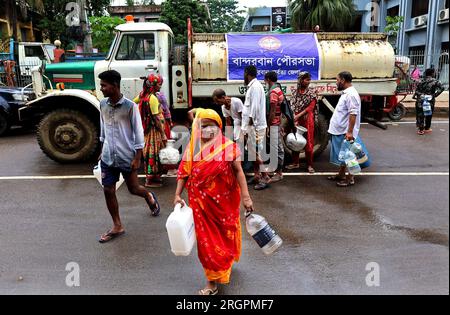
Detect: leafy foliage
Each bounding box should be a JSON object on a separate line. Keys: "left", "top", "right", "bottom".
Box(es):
{"left": 37, "top": 0, "right": 112, "bottom": 47}
{"left": 289, "top": 0, "right": 356, "bottom": 32}
{"left": 89, "top": 16, "right": 125, "bottom": 52}
{"left": 385, "top": 15, "right": 404, "bottom": 37}
{"left": 207, "top": 0, "right": 245, "bottom": 33}
{"left": 158, "top": 0, "right": 212, "bottom": 44}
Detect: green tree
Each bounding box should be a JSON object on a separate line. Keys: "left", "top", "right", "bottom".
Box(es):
{"left": 289, "top": 0, "right": 356, "bottom": 32}
{"left": 86, "top": 0, "right": 112, "bottom": 16}
{"left": 207, "top": 0, "right": 245, "bottom": 33}
{"left": 38, "top": 0, "right": 112, "bottom": 47}
{"left": 159, "top": 0, "right": 212, "bottom": 44}
{"left": 37, "top": 1, "right": 68, "bottom": 46}
{"left": 89, "top": 16, "right": 125, "bottom": 52}
{"left": 385, "top": 16, "right": 404, "bottom": 51}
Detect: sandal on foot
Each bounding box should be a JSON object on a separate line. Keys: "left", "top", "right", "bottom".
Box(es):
{"left": 148, "top": 192, "right": 161, "bottom": 217}
{"left": 307, "top": 166, "right": 315, "bottom": 174}
{"left": 198, "top": 287, "right": 218, "bottom": 295}
{"left": 270, "top": 173, "right": 283, "bottom": 183}
{"left": 99, "top": 230, "right": 125, "bottom": 243}
{"left": 247, "top": 177, "right": 260, "bottom": 185}
{"left": 336, "top": 179, "right": 355, "bottom": 187}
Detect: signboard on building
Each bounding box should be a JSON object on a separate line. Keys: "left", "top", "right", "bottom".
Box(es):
{"left": 272, "top": 7, "right": 287, "bottom": 30}
{"left": 226, "top": 33, "right": 321, "bottom": 81}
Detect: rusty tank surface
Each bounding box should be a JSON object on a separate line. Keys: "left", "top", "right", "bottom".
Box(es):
{"left": 191, "top": 32, "right": 395, "bottom": 81}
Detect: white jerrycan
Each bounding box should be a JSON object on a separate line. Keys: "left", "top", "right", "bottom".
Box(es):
{"left": 93, "top": 160, "right": 125, "bottom": 190}
{"left": 166, "top": 203, "right": 196, "bottom": 256}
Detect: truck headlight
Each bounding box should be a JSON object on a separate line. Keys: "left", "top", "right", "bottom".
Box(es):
{"left": 12, "top": 94, "right": 29, "bottom": 102}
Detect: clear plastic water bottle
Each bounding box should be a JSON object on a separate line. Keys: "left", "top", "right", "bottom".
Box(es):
{"left": 338, "top": 140, "right": 352, "bottom": 162}
{"left": 350, "top": 142, "right": 368, "bottom": 164}
{"left": 345, "top": 151, "right": 361, "bottom": 175}
{"left": 246, "top": 212, "right": 282, "bottom": 255}
{"left": 422, "top": 95, "right": 433, "bottom": 117}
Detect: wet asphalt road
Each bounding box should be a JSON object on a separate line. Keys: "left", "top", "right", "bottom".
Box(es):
{"left": 0, "top": 118, "right": 448, "bottom": 295}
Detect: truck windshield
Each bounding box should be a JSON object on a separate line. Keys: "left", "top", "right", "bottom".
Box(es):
{"left": 44, "top": 44, "right": 55, "bottom": 61}
{"left": 115, "top": 33, "right": 155, "bottom": 61}
{"left": 106, "top": 34, "right": 118, "bottom": 61}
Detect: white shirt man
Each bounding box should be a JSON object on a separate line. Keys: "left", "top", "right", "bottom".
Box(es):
{"left": 242, "top": 78, "right": 267, "bottom": 134}
{"left": 328, "top": 85, "right": 361, "bottom": 138}
{"left": 221, "top": 97, "right": 243, "bottom": 141}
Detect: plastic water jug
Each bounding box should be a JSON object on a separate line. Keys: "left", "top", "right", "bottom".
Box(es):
{"left": 93, "top": 160, "right": 125, "bottom": 190}
{"left": 345, "top": 151, "right": 361, "bottom": 175}
{"left": 159, "top": 139, "right": 181, "bottom": 166}
{"left": 350, "top": 142, "right": 369, "bottom": 165}
{"left": 286, "top": 126, "right": 307, "bottom": 152}
{"left": 246, "top": 212, "right": 282, "bottom": 255}
{"left": 166, "top": 203, "right": 196, "bottom": 256}
{"left": 421, "top": 95, "right": 433, "bottom": 117}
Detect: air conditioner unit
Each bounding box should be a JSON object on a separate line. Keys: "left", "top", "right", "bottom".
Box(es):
{"left": 439, "top": 8, "right": 449, "bottom": 21}
{"left": 413, "top": 15, "right": 427, "bottom": 27}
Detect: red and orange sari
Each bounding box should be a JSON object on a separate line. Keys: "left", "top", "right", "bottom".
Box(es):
{"left": 177, "top": 109, "right": 242, "bottom": 284}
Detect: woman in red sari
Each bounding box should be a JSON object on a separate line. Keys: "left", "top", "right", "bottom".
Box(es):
{"left": 286, "top": 71, "right": 318, "bottom": 173}
{"left": 174, "top": 108, "right": 254, "bottom": 295}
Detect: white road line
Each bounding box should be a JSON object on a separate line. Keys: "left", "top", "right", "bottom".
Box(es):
{"left": 0, "top": 172, "right": 448, "bottom": 180}
{"left": 361, "top": 120, "right": 449, "bottom": 125}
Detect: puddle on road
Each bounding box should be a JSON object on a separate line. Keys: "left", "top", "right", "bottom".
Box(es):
{"left": 298, "top": 182, "right": 449, "bottom": 249}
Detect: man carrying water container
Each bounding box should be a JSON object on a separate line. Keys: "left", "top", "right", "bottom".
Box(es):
{"left": 327, "top": 71, "right": 362, "bottom": 187}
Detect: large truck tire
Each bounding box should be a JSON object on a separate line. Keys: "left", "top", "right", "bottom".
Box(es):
{"left": 282, "top": 114, "right": 330, "bottom": 161}
{"left": 171, "top": 45, "right": 187, "bottom": 65}
{"left": 37, "top": 109, "right": 99, "bottom": 163}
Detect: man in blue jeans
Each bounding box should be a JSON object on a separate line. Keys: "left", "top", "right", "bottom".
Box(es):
{"left": 98, "top": 70, "right": 160, "bottom": 243}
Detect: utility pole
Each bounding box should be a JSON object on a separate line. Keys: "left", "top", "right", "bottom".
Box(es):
{"left": 79, "top": 0, "right": 93, "bottom": 53}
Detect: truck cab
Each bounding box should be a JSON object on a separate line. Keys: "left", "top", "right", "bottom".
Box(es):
{"left": 94, "top": 22, "right": 173, "bottom": 104}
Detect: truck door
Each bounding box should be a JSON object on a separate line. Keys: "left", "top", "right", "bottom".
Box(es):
{"left": 108, "top": 32, "right": 158, "bottom": 100}
{"left": 20, "top": 44, "right": 45, "bottom": 76}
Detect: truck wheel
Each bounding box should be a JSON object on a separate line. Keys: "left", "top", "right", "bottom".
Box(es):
{"left": 37, "top": 109, "right": 98, "bottom": 163}
{"left": 282, "top": 114, "right": 330, "bottom": 161}
{"left": 388, "top": 103, "right": 407, "bottom": 121}
{"left": 0, "top": 112, "right": 11, "bottom": 136}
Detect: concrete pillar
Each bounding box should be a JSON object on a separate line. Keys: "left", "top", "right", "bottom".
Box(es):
{"left": 425, "top": 0, "right": 439, "bottom": 68}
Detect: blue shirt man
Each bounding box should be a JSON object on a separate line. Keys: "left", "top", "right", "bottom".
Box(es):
{"left": 97, "top": 70, "right": 160, "bottom": 244}
{"left": 100, "top": 96, "right": 144, "bottom": 170}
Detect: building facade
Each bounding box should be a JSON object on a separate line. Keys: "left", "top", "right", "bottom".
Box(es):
{"left": 0, "top": 0, "right": 45, "bottom": 42}
{"left": 107, "top": 5, "right": 163, "bottom": 23}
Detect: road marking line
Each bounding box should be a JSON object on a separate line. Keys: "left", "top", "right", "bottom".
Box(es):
{"left": 0, "top": 172, "right": 448, "bottom": 180}
{"left": 361, "top": 120, "right": 449, "bottom": 125}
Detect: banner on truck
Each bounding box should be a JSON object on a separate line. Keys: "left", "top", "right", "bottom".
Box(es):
{"left": 226, "top": 33, "right": 321, "bottom": 81}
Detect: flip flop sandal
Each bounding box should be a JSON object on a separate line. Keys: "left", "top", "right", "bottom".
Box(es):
{"left": 198, "top": 288, "right": 218, "bottom": 295}
{"left": 99, "top": 230, "right": 125, "bottom": 243}
{"left": 148, "top": 192, "right": 161, "bottom": 217}
{"left": 336, "top": 179, "right": 355, "bottom": 187}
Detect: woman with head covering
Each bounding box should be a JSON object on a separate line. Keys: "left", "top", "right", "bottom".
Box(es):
{"left": 286, "top": 71, "right": 318, "bottom": 173}
{"left": 138, "top": 74, "right": 167, "bottom": 187}
{"left": 155, "top": 77, "right": 173, "bottom": 139}
{"left": 174, "top": 108, "right": 254, "bottom": 295}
